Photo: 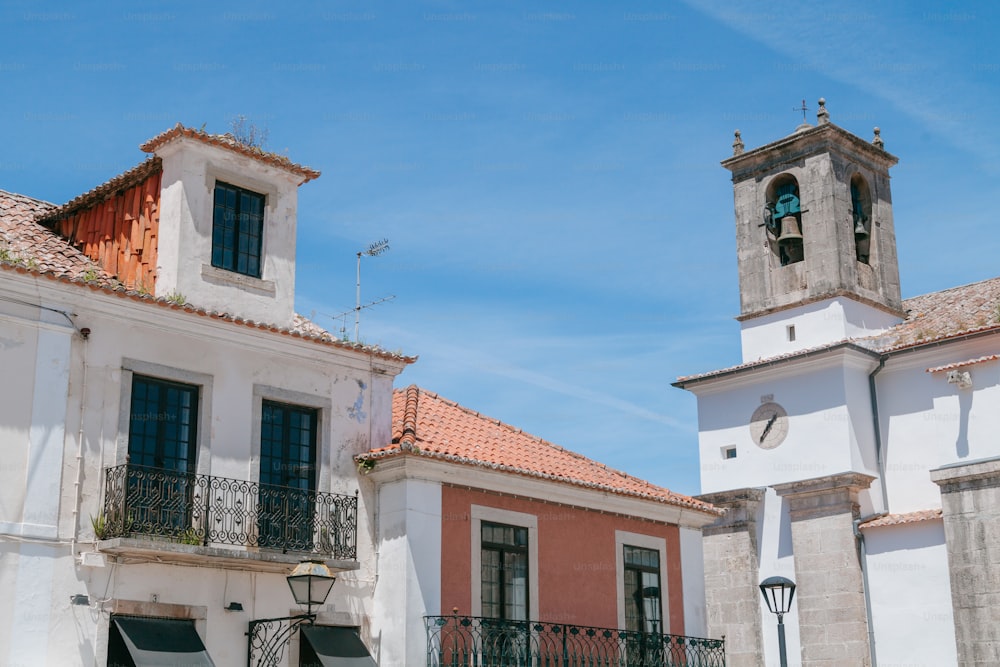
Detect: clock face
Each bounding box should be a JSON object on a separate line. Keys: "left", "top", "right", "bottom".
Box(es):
{"left": 749, "top": 402, "right": 789, "bottom": 450}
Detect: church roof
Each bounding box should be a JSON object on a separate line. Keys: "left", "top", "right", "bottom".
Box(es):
{"left": 358, "top": 385, "right": 722, "bottom": 516}
{"left": 675, "top": 276, "right": 1000, "bottom": 385}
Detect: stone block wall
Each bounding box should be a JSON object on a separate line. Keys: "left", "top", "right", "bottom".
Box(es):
{"left": 931, "top": 457, "right": 1000, "bottom": 665}
{"left": 774, "top": 472, "right": 874, "bottom": 666}
{"left": 697, "top": 488, "right": 765, "bottom": 667}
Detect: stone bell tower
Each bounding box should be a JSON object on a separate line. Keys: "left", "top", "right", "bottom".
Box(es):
{"left": 723, "top": 100, "right": 904, "bottom": 362}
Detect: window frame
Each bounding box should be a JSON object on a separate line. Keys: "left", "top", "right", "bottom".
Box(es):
{"left": 615, "top": 530, "right": 669, "bottom": 634}
{"left": 126, "top": 374, "right": 199, "bottom": 473}
{"left": 480, "top": 521, "right": 530, "bottom": 621}
{"left": 117, "top": 360, "right": 213, "bottom": 474}
{"left": 470, "top": 505, "right": 539, "bottom": 622}
{"left": 211, "top": 180, "right": 266, "bottom": 278}
{"left": 622, "top": 544, "right": 664, "bottom": 634}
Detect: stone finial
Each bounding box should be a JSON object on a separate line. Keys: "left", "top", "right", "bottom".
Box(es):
{"left": 872, "top": 127, "right": 884, "bottom": 149}
{"left": 816, "top": 97, "right": 830, "bottom": 124}
{"left": 732, "top": 129, "right": 744, "bottom": 156}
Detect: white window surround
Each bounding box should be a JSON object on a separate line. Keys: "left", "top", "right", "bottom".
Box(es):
{"left": 470, "top": 505, "right": 539, "bottom": 621}
{"left": 250, "top": 384, "right": 333, "bottom": 493}
{"left": 615, "top": 530, "right": 669, "bottom": 633}
{"left": 117, "top": 359, "right": 214, "bottom": 474}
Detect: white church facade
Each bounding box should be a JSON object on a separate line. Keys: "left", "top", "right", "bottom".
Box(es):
{"left": 675, "top": 100, "right": 1000, "bottom": 666}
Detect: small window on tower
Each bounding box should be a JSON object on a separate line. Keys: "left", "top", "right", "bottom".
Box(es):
{"left": 723, "top": 446, "right": 737, "bottom": 460}
{"left": 787, "top": 325, "right": 796, "bottom": 342}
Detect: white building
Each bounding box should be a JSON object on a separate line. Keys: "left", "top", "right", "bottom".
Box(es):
{"left": 675, "top": 101, "right": 1000, "bottom": 666}
{"left": 0, "top": 126, "right": 413, "bottom": 666}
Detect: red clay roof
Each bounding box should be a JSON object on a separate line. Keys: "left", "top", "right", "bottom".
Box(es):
{"left": 677, "top": 276, "right": 1000, "bottom": 384}
{"left": 360, "top": 385, "right": 721, "bottom": 515}
{"left": 860, "top": 509, "right": 942, "bottom": 529}
{"left": 0, "top": 190, "right": 108, "bottom": 281}
{"left": 141, "top": 124, "right": 321, "bottom": 183}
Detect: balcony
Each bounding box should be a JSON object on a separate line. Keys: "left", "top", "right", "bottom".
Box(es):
{"left": 426, "top": 615, "right": 725, "bottom": 667}
{"left": 97, "top": 464, "right": 359, "bottom": 573}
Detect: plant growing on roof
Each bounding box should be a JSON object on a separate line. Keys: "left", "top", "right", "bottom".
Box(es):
{"left": 357, "top": 459, "right": 376, "bottom": 474}
{"left": 229, "top": 115, "right": 269, "bottom": 149}
{"left": 164, "top": 290, "right": 186, "bottom": 306}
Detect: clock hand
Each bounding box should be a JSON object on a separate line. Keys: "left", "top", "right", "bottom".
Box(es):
{"left": 760, "top": 413, "right": 778, "bottom": 442}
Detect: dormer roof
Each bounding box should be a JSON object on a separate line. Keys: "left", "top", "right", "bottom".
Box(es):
{"left": 140, "top": 123, "right": 321, "bottom": 184}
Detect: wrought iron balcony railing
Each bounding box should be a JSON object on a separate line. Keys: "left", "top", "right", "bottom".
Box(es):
{"left": 426, "top": 615, "right": 726, "bottom": 667}
{"left": 101, "top": 464, "right": 358, "bottom": 560}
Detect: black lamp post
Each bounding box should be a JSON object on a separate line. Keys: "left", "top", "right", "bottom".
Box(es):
{"left": 247, "top": 560, "right": 337, "bottom": 667}
{"left": 759, "top": 575, "right": 796, "bottom": 667}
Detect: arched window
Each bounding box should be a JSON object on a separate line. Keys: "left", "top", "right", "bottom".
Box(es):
{"left": 850, "top": 174, "right": 873, "bottom": 263}
{"left": 764, "top": 174, "right": 803, "bottom": 266}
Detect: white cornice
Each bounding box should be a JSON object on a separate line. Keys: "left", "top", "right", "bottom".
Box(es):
{"left": 677, "top": 344, "right": 881, "bottom": 396}
{"left": 0, "top": 270, "right": 409, "bottom": 376}
{"left": 364, "top": 455, "right": 720, "bottom": 529}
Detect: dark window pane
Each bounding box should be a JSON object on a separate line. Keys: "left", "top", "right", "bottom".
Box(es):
{"left": 211, "top": 182, "right": 264, "bottom": 278}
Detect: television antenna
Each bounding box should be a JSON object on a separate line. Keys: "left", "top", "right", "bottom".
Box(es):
{"left": 328, "top": 294, "right": 395, "bottom": 342}
{"left": 341, "top": 238, "right": 392, "bottom": 342}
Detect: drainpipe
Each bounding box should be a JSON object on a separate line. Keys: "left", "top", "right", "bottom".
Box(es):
{"left": 868, "top": 356, "right": 889, "bottom": 513}
{"left": 857, "top": 355, "right": 888, "bottom": 666}
{"left": 70, "top": 327, "right": 91, "bottom": 563}
{"left": 854, "top": 513, "right": 885, "bottom": 667}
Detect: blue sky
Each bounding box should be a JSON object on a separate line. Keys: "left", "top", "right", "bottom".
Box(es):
{"left": 3, "top": 1, "right": 998, "bottom": 496}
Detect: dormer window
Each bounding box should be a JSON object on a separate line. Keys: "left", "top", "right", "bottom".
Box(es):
{"left": 212, "top": 182, "right": 264, "bottom": 278}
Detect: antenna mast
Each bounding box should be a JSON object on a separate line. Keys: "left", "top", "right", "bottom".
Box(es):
{"left": 355, "top": 238, "right": 390, "bottom": 341}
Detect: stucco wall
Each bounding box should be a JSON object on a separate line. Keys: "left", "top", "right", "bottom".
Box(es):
{"left": 0, "top": 271, "right": 408, "bottom": 666}
{"left": 439, "top": 484, "right": 685, "bottom": 634}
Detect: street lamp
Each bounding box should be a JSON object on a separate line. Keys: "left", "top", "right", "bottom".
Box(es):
{"left": 247, "top": 560, "right": 337, "bottom": 667}
{"left": 759, "top": 575, "right": 795, "bottom": 667}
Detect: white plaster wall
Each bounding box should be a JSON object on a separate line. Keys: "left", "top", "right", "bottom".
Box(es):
{"left": 755, "top": 488, "right": 801, "bottom": 667}
{"left": 372, "top": 478, "right": 442, "bottom": 667}
{"left": 155, "top": 137, "right": 303, "bottom": 326}
{"left": 0, "top": 271, "right": 409, "bottom": 666}
{"left": 878, "top": 338, "right": 1000, "bottom": 513}
{"left": 740, "top": 296, "right": 901, "bottom": 364}
{"left": 696, "top": 355, "right": 880, "bottom": 495}
{"left": 678, "top": 526, "right": 707, "bottom": 638}
{"left": 863, "top": 521, "right": 956, "bottom": 666}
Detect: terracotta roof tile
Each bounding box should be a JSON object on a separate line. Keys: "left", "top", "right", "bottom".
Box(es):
{"left": 0, "top": 190, "right": 108, "bottom": 281}
{"left": 360, "top": 385, "right": 721, "bottom": 516}
{"left": 860, "top": 509, "right": 942, "bottom": 529}
{"left": 35, "top": 157, "right": 162, "bottom": 224}
{"left": 677, "top": 277, "right": 1000, "bottom": 384}
{"left": 927, "top": 355, "right": 1000, "bottom": 373}
{"left": 140, "top": 123, "right": 320, "bottom": 183}
{"left": 869, "top": 276, "right": 1000, "bottom": 351}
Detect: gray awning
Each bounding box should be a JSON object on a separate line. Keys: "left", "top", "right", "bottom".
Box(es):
{"left": 111, "top": 616, "right": 216, "bottom": 667}
{"left": 300, "top": 625, "right": 376, "bottom": 667}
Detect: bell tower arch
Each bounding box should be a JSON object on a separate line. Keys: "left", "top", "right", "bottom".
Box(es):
{"left": 725, "top": 100, "right": 904, "bottom": 361}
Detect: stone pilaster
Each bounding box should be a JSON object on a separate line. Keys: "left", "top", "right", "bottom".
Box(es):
{"left": 773, "top": 472, "right": 874, "bottom": 666}
{"left": 931, "top": 457, "right": 1000, "bottom": 665}
{"left": 696, "top": 488, "right": 765, "bottom": 667}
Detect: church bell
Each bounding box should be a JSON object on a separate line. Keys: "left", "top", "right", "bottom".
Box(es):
{"left": 776, "top": 215, "right": 803, "bottom": 245}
